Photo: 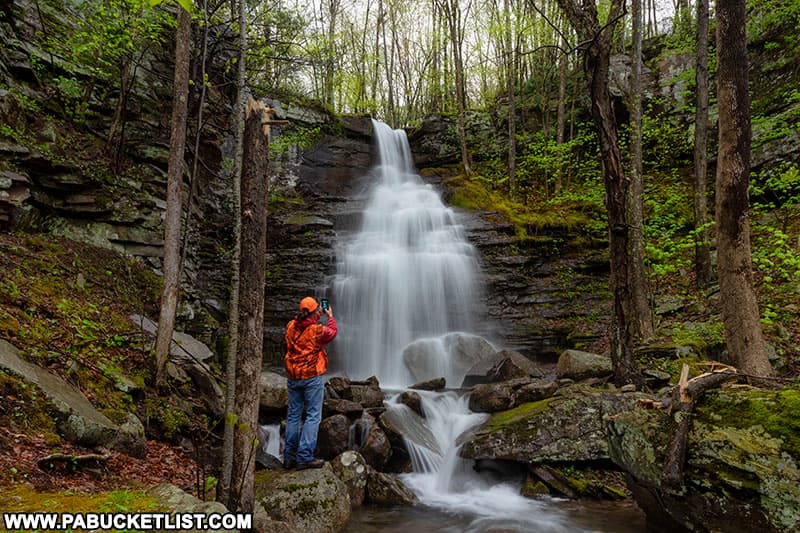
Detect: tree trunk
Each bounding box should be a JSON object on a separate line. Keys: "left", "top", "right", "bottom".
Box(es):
{"left": 155, "top": 6, "right": 192, "bottom": 389}
{"left": 629, "top": 0, "right": 654, "bottom": 341}
{"left": 229, "top": 100, "right": 270, "bottom": 512}
{"left": 505, "top": 0, "right": 517, "bottom": 198}
{"left": 555, "top": 32, "right": 567, "bottom": 195}
{"left": 442, "top": 0, "right": 471, "bottom": 176}
{"left": 715, "top": 0, "right": 772, "bottom": 377}
{"left": 221, "top": 0, "right": 247, "bottom": 506}
{"left": 557, "top": 0, "right": 642, "bottom": 385}
{"left": 693, "top": 0, "right": 713, "bottom": 287}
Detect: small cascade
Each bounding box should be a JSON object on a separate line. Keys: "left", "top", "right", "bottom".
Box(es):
{"left": 385, "top": 391, "right": 584, "bottom": 532}
{"left": 259, "top": 424, "right": 281, "bottom": 459}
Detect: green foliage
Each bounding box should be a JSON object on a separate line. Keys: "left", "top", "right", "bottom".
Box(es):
{"left": 270, "top": 126, "right": 322, "bottom": 157}
{"left": 643, "top": 179, "right": 696, "bottom": 279}
{"left": 145, "top": 398, "right": 191, "bottom": 439}
{"left": 35, "top": 0, "right": 173, "bottom": 121}
{"left": 751, "top": 89, "right": 800, "bottom": 147}
{"left": 668, "top": 321, "right": 726, "bottom": 349}
{"left": 641, "top": 103, "right": 692, "bottom": 168}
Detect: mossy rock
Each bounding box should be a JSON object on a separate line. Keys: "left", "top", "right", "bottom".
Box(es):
{"left": 607, "top": 386, "right": 800, "bottom": 532}
{"left": 254, "top": 464, "right": 350, "bottom": 533}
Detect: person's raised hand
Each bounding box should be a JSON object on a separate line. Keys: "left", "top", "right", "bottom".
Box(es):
{"left": 325, "top": 305, "right": 333, "bottom": 318}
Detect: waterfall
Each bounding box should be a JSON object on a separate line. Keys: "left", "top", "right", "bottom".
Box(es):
{"left": 332, "top": 119, "right": 482, "bottom": 388}
{"left": 386, "top": 391, "right": 580, "bottom": 532}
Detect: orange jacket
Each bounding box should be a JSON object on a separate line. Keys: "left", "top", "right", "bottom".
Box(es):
{"left": 284, "top": 317, "right": 336, "bottom": 380}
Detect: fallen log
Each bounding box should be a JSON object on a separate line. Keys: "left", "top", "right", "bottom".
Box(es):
{"left": 660, "top": 364, "right": 739, "bottom": 491}
{"left": 37, "top": 451, "right": 111, "bottom": 472}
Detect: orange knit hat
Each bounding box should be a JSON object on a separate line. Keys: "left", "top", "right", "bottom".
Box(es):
{"left": 299, "top": 296, "right": 318, "bottom": 313}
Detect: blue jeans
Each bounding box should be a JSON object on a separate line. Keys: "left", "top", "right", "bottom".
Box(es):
{"left": 284, "top": 375, "right": 324, "bottom": 464}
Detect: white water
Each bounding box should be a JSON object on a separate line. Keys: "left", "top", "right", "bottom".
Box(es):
{"left": 387, "top": 391, "right": 592, "bottom": 532}
{"left": 332, "top": 120, "right": 482, "bottom": 388}
{"left": 328, "top": 121, "right": 618, "bottom": 531}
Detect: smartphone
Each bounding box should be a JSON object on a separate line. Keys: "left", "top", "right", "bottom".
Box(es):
{"left": 321, "top": 298, "right": 329, "bottom": 311}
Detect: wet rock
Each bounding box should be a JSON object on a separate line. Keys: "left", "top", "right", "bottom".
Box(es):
{"left": 555, "top": 349, "right": 613, "bottom": 381}
{"left": 316, "top": 414, "right": 351, "bottom": 460}
{"left": 359, "top": 424, "right": 392, "bottom": 471}
{"left": 349, "top": 381, "right": 384, "bottom": 408}
{"left": 322, "top": 398, "right": 364, "bottom": 419}
{"left": 398, "top": 391, "right": 424, "bottom": 417}
{"left": 365, "top": 470, "right": 419, "bottom": 506}
{"left": 409, "top": 377, "right": 446, "bottom": 391}
{"left": 328, "top": 376, "right": 351, "bottom": 398}
{"left": 402, "top": 332, "right": 496, "bottom": 385}
{"left": 330, "top": 451, "right": 369, "bottom": 509}
{"left": 460, "top": 388, "right": 647, "bottom": 463}
{"left": 468, "top": 382, "right": 515, "bottom": 413}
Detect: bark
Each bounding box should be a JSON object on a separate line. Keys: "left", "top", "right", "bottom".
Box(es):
{"left": 221, "top": 0, "right": 247, "bottom": 506}
{"left": 229, "top": 100, "right": 270, "bottom": 512}
{"left": 693, "top": 0, "right": 713, "bottom": 287}
{"left": 629, "top": 0, "right": 654, "bottom": 341}
{"left": 505, "top": 0, "right": 517, "bottom": 198}
{"left": 556, "top": 0, "right": 642, "bottom": 385}
{"left": 661, "top": 365, "right": 739, "bottom": 490}
{"left": 155, "top": 6, "right": 192, "bottom": 389}
{"left": 555, "top": 33, "right": 567, "bottom": 195}
{"left": 715, "top": 0, "right": 772, "bottom": 377}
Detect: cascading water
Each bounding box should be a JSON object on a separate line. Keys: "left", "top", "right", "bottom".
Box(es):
{"left": 331, "top": 119, "right": 482, "bottom": 388}
{"left": 330, "top": 121, "right": 581, "bottom": 530}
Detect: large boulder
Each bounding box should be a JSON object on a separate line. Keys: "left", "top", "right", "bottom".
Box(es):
{"left": 555, "top": 349, "right": 613, "bottom": 381}
{"left": 0, "top": 339, "right": 145, "bottom": 454}
{"left": 254, "top": 465, "right": 351, "bottom": 533}
{"left": 461, "top": 349, "right": 544, "bottom": 387}
{"left": 365, "top": 470, "right": 418, "bottom": 506}
{"left": 402, "top": 332, "right": 496, "bottom": 386}
{"left": 259, "top": 371, "right": 289, "bottom": 412}
{"left": 460, "top": 387, "right": 646, "bottom": 463}
{"left": 606, "top": 387, "right": 800, "bottom": 533}
{"left": 468, "top": 378, "right": 559, "bottom": 413}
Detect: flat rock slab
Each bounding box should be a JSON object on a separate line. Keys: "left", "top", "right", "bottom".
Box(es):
{"left": 0, "top": 339, "right": 117, "bottom": 447}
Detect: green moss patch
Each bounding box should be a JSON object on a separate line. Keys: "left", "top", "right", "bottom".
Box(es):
{"left": 0, "top": 485, "right": 162, "bottom": 514}
{"left": 695, "top": 387, "right": 800, "bottom": 459}
{"left": 481, "top": 398, "right": 555, "bottom": 432}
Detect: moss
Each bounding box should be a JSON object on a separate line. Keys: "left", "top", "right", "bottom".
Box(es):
{"left": 0, "top": 485, "right": 161, "bottom": 513}
{"left": 695, "top": 388, "right": 800, "bottom": 459}
{"left": 0, "top": 369, "right": 58, "bottom": 436}
{"left": 481, "top": 398, "right": 555, "bottom": 432}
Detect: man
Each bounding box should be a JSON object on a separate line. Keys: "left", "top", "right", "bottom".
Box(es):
{"left": 283, "top": 296, "right": 337, "bottom": 469}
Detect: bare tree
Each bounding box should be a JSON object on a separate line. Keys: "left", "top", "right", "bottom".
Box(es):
{"left": 439, "top": 0, "right": 472, "bottom": 176}
{"left": 228, "top": 100, "right": 271, "bottom": 512}
{"left": 220, "top": 0, "right": 247, "bottom": 506}
{"left": 693, "top": 0, "right": 713, "bottom": 287}
{"left": 555, "top": 0, "right": 642, "bottom": 385}
{"left": 628, "top": 0, "right": 654, "bottom": 340}
{"left": 715, "top": 0, "right": 772, "bottom": 377}
{"left": 155, "top": 4, "right": 192, "bottom": 389}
